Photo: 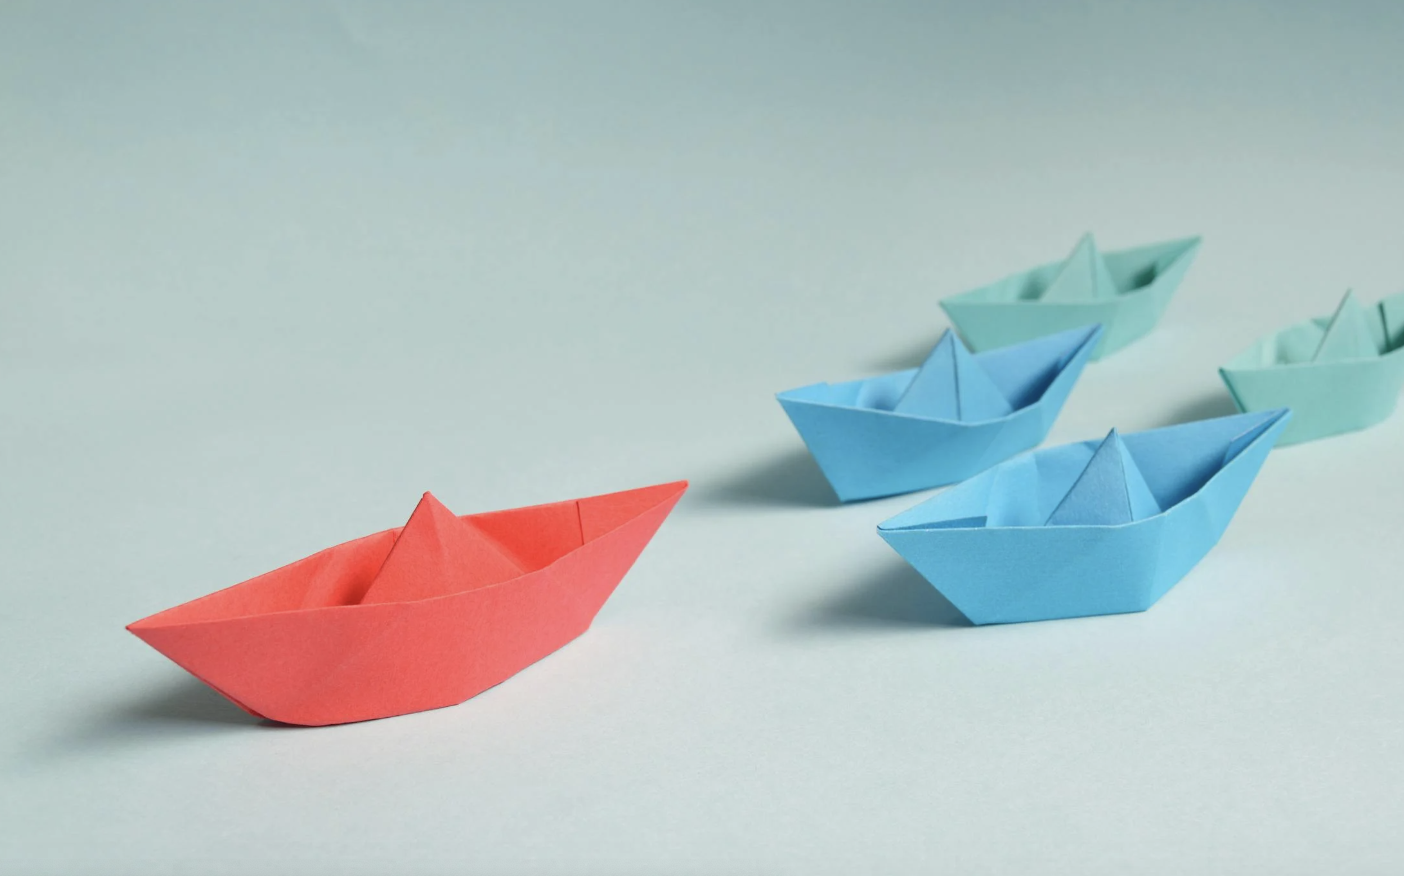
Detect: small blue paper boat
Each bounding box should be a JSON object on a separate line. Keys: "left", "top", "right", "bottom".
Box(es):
{"left": 777, "top": 324, "right": 1102, "bottom": 502}
{"left": 1220, "top": 289, "right": 1404, "bottom": 445}
{"left": 877, "top": 408, "right": 1292, "bottom": 624}
{"left": 940, "top": 233, "right": 1201, "bottom": 360}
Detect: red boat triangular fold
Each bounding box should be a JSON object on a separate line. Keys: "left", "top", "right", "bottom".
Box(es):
{"left": 359, "top": 492, "right": 524, "bottom": 604}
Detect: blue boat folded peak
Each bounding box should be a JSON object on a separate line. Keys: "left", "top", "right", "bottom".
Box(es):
{"left": 777, "top": 324, "right": 1103, "bottom": 502}
{"left": 877, "top": 408, "right": 1292, "bottom": 624}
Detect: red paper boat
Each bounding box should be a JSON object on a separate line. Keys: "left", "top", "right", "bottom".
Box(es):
{"left": 128, "top": 480, "right": 688, "bottom": 726}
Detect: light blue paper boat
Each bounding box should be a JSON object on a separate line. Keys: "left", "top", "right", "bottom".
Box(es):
{"left": 940, "top": 233, "right": 1201, "bottom": 360}
{"left": 777, "top": 324, "right": 1102, "bottom": 502}
{"left": 1220, "top": 289, "right": 1404, "bottom": 445}
{"left": 878, "top": 409, "right": 1292, "bottom": 624}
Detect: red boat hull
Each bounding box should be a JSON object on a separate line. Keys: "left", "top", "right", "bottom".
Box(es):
{"left": 128, "top": 481, "right": 687, "bottom": 725}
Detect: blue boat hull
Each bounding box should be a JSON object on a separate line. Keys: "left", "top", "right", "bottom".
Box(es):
{"left": 877, "top": 409, "right": 1291, "bottom": 624}
{"left": 777, "top": 326, "right": 1100, "bottom": 502}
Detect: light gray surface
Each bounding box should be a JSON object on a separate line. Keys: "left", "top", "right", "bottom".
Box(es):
{"left": 4, "top": 2, "right": 1404, "bottom": 874}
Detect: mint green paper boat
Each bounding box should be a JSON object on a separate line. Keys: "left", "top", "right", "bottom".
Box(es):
{"left": 1220, "top": 289, "right": 1404, "bottom": 445}
{"left": 940, "top": 234, "right": 1202, "bottom": 360}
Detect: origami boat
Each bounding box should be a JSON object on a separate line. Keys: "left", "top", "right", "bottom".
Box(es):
{"left": 1220, "top": 289, "right": 1404, "bottom": 445}
{"left": 940, "top": 233, "right": 1201, "bottom": 360}
{"left": 777, "top": 324, "right": 1101, "bottom": 502}
{"left": 128, "top": 481, "right": 688, "bottom": 726}
{"left": 878, "top": 409, "right": 1290, "bottom": 624}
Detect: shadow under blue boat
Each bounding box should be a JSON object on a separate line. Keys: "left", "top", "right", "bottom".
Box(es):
{"left": 861, "top": 333, "right": 943, "bottom": 372}
{"left": 691, "top": 447, "right": 840, "bottom": 509}
{"left": 789, "top": 560, "right": 972, "bottom": 631}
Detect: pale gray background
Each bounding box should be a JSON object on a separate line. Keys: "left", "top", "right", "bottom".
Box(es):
{"left": 3, "top": 2, "right": 1403, "bottom": 874}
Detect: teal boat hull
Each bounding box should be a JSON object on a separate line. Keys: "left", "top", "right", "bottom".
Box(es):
{"left": 1220, "top": 292, "right": 1404, "bottom": 444}
{"left": 940, "top": 237, "right": 1201, "bottom": 360}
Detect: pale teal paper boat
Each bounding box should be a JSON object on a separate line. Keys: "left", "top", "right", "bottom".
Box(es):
{"left": 878, "top": 409, "right": 1291, "bottom": 624}
{"left": 777, "top": 324, "right": 1101, "bottom": 502}
{"left": 940, "top": 233, "right": 1201, "bottom": 360}
{"left": 1220, "top": 289, "right": 1404, "bottom": 445}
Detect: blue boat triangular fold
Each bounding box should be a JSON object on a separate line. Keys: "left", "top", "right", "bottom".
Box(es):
{"left": 1040, "top": 233, "right": 1119, "bottom": 303}
{"left": 893, "top": 330, "right": 1013, "bottom": 421}
{"left": 1313, "top": 290, "right": 1377, "bottom": 363}
{"left": 1045, "top": 429, "right": 1160, "bottom": 526}
{"left": 893, "top": 331, "right": 960, "bottom": 419}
